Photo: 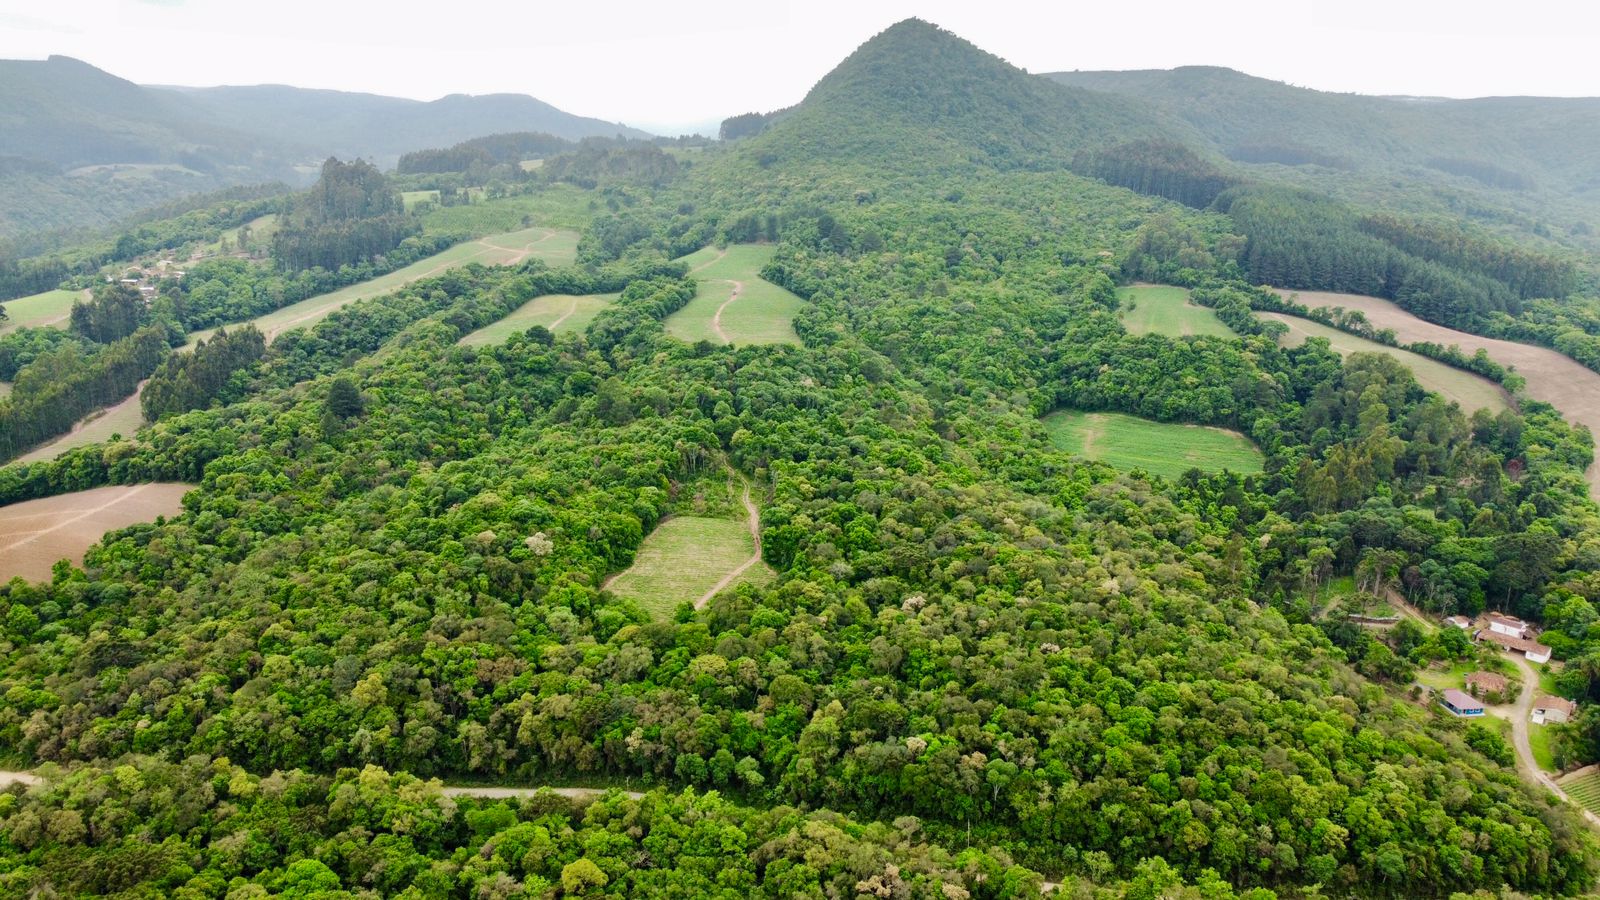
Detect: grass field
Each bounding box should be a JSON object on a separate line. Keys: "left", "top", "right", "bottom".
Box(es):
{"left": 1263, "top": 313, "right": 1510, "bottom": 415}
{"left": 401, "top": 190, "right": 441, "bottom": 211}
{"left": 458, "top": 293, "right": 618, "bottom": 346}
{"left": 1529, "top": 723, "right": 1558, "bottom": 772}
{"left": 665, "top": 245, "right": 804, "bottom": 346}
{"left": 1042, "top": 410, "right": 1264, "bottom": 480}
{"left": 420, "top": 185, "right": 595, "bottom": 234}
{"left": 11, "top": 384, "right": 148, "bottom": 466}
{"left": 605, "top": 516, "right": 772, "bottom": 620}
{"left": 0, "top": 482, "right": 192, "bottom": 582}
{"left": 1118, "top": 284, "right": 1235, "bottom": 338}
{"left": 0, "top": 289, "right": 82, "bottom": 334}
{"left": 200, "top": 213, "right": 278, "bottom": 257}
{"left": 186, "top": 226, "right": 579, "bottom": 346}
{"left": 1416, "top": 660, "right": 1478, "bottom": 692}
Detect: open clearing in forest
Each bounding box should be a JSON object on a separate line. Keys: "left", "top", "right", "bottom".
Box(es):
{"left": 200, "top": 213, "right": 278, "bottom": 258}
{"left": 186, "top": 226, "right": 580, "bottom": 346}
{"left": 401, "top": 190, "right": 441, "bottom": 211}
{"left": 0, "top": 289, "right": 83, "bottom": 334}
{"left": 665, "top": 245, "right": 804, "bottom": 346}
{"left": 1043, "top": 410, "right": 1264, "bottom": 480}
{"left": 11, "top": 382, "right": 149, "bottom": 467}
{"left": 1276, "top": 289, "right": 1600, "bottom": 492}
{"left": 606, "top": 512, "right": 772, "bottom": 620}
{"left": 0, "top": 483, "right": 192, "bottom": 582}
{"left": 1263, "top": 312, "right": 1510, "bottom": 416}
{"left": 458, "top": 292, "right": 618, "bottom": 346}
{"left": 1118, "top": 283, "right": 1235, "bottom": 338}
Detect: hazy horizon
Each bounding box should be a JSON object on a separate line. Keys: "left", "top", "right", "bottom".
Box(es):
{"left": 5, "top": 0, "right": 1600, "bottom": 134}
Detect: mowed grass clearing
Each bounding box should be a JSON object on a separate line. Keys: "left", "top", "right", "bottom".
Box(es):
{"left": 1118, "top": 284, "right": 1235, "bottom": 338}
{"left": 11, "top": 383, "right": 149, "bottom": 466}
{"left": 0, "top": 482, "right": 192, "bottom": 583}
{"left": 186, "top": 226, "right": 579, "bottom": 346}
{"left": 458, "top": 293, "right": 619, "bottom": 346}
{"left": 665, "top": 245, "right": 804, "bottom": 346}
{"left": 1561, "top": 771, "right": 1600, "bottom": 817}
{"left": 1043, "top": 410, "right": 1264, "bottom": 480}
{"left": 606, "top": 516, "right": 773, "bottom": 620}
{"left": 1262, "top": 313, "right": 1510, "bottom": 415}
{"left": 0, "top": 289, "right": 82, "bottom": 334}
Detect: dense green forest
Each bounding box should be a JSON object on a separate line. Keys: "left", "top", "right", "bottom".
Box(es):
{"left": 7, "top": 16, "right": 1600, "bottom": 900}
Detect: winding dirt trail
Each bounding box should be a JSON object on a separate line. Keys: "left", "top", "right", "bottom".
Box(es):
{"left": 688, "top": 247, "right": 729, "bottom": 275}
{"left": 547, "top": 296, "right": 580, "bottom": 332}
{"left": 710, "top": 280, "right": 744, "bottom": 345}
{"left": 694, "top": 477, "right": 762, "bottom": 609}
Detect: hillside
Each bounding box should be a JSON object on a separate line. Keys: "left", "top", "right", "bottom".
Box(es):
{"left": 0, "top": 56, "right": 649, "bottom": 238}
{"left": 1050, "top": 66, "right": 1600, "bottom": 251}
{"left": 160, "top": 84, "right": 650, "bottom": 164}
{"left": 720, "top": 19, "right": 1184, "bottom": 178}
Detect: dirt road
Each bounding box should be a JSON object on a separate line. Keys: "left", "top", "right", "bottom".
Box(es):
{"left": 1490, "top": 653, "right": 1600, "bottom": 828}
{"left": 710, "top": 280, "right": 744, "bottom": 344}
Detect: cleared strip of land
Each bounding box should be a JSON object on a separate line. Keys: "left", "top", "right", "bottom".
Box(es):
{"left": 1118, "top": 283, "right": 1235, "bottom": 338}
{"left": 187, "top": 226, "right": 580, "bottom": 347}
{"left": 1263, "top": 312, "right": 1511, "bottom": 416}
{"left": 11, "top": 380, "right": 150, "bottom": 467}
{"left": 1043, "top": 410, "right": 1263, "bottom": 480}
{"left": 0, "top": 289, "right": 84, "bottom": 334}
{"left": 665, "top": 245, "right": 804, "bottom": 346}
{"left": 1276, "top": 289, "right": 1600, "bottom": 490}
{"left": 458, "top": 292, "right": 618, "bottom": 346}
{"left": 0, "top": 482, "right": 192, "bottom": 582}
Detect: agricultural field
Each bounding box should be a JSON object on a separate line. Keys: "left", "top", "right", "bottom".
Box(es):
{"left": 1118, "top": 284, "right": 1235, "bottom": 338}
{"left": 10, "top": 383, "right": 148, "bottom": 466}
{"left": 1042, "top": 409, "right": 1264, "bottom": 480}
{"left": 605, "top": 516, "right": 772, "bottom": 621}
{"left": 1262, "top": 313, "right": 1511, "bottom": 415}
{"left": 186, "top": 226, "right": 579, "bottom": 346}
{"left": 665, "top": 245, "right": 804, "bottom": 346}
{"left": 0, "top": 288, "right": 81, "bottom": 334}
{"left": 420, "top": 185, "right": 595, "bottom": 234}
{"left": 1560, "top": 770, "right": 1600, "bottom": 817}
{"left": 0, "top": 482, "right": 192, "bottom": 583}
{"left": 458, "top": 292, "right": 618, "bottom": 346}
{"left": 401, "top": 190, "right": 441, "bottom": 211}
{"left": 1276, "top": 289, "right": 1600, "bottom": 492}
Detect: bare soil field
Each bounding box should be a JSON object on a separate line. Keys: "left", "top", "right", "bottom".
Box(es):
{"left": 1276, "top": 289, "right": 1600, "bottom": 492}
{"left": 0, "top": 483, "right": 192, "bottom": 582}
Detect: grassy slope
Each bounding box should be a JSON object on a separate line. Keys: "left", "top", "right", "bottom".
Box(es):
{"left": 1042, "top": 409, "right": 1263, "bottom": 479}
{"left": 665, "top": 245, "right": 804, "bottom": 346}
{"left": 12, "top": 386, "right": 148, "bottom": 466}
{"left": 1262, "top": 313, "right": 1510, "bottom": 414}
{"left": 186, "top": 226, "right": 579, "bottom": 347}
{"left": 458, "top": 293, "right": 619, "bottom": 346}
{"left": 0, "top": 289, "right": 81, "bottom": 334}
{"left": 1118, "top": 284, "right": 1235, "bottom": 338}
{"left": 606, "top": 516, "right": 773, "bottom": 620}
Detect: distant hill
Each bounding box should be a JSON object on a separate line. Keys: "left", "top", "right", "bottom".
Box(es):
{"left": 719, "top": 19, "right": 1184, "bottom": 178}
{"left": 0, "top": 56, "right": 649, "bottom": 239}
{"left": 1049, "top": 66, "right": 1600, "bottom": 251}
{"left": 158, "top": 84, "right": 650, "bottom": 165}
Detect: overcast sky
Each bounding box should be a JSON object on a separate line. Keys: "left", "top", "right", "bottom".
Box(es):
{"left": 4, "top": 0, "right": 1600, "bottom": 134}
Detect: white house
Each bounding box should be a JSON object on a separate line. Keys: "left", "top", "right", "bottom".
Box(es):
{"left": 1477, "top": 628, "right": 1552, "bottom": 664}
{"left": 1488, "top": 612, "right": 1530, "bottom": 639}
{"left": 1532, "top": 695, "right": 1577, "bottom": 725}
{"left": 1445, "top": 616, "right": 1472, "bottom": 630}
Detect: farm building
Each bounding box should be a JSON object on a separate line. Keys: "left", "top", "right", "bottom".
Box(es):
{"left": 1476, "top": 628, "right": 1552, "bottom": 664}
{"left": 1533, "top": 695, "right": 1578, "bottom": 725}
{"left": 1440, "top": 689, "right": 1485, "bottom": 717}
{"left": 1487, "top": 612, "right": 1530, "bottom": 639}
{"left": 1446, "top": 615, "right": 1472, "bottom": 629}
{"left": 1465, "top": 671, "right": 1509, "bottom": 698}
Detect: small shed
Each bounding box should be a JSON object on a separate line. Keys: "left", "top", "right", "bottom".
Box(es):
{"left": 1441, "top": 689, "right": 1485, "bottom": 717}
